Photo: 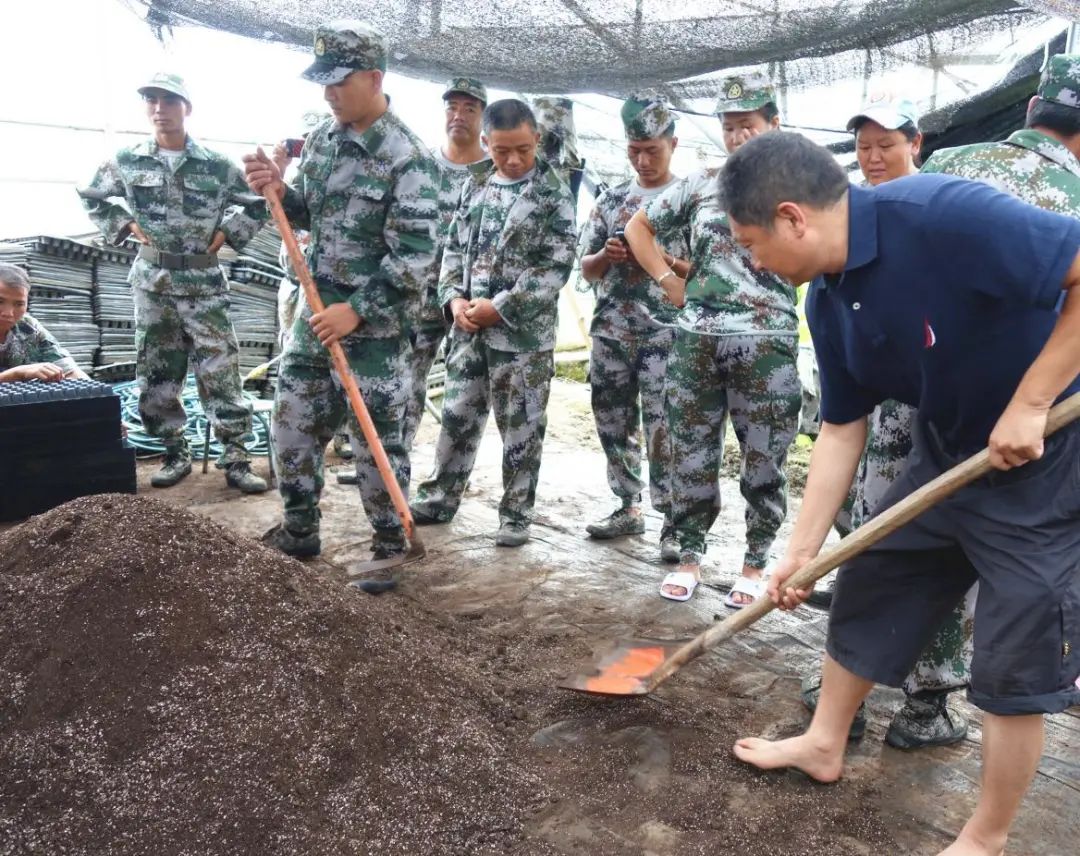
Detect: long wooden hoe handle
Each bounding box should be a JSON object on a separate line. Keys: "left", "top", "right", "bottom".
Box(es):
{"left": 264, "top": 188, "right": 417, "bottom": 543}
{"left": 646, "top": 390, "right": 1080, "bottom": 691}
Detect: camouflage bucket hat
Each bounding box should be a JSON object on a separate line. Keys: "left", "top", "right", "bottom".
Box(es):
{"left": 846, "top": 91, "right": 920, "bottom": 132}
{"left": 621, "top": 96, "right": 676, "bottom": 140}
{"left": 443, "top": 77, "right": 488, "bottom": 105}
{"left": 137, "top": 72, "right": 191, "bottom": 104}
{"left": 302, "top": 20, "right": 387, "bottom": 85}
{"left": 714, "top": 71, "right": 775, "bottom": 114}
{"left": 1038, "top": 53, "right": 1080, "bottom": 109}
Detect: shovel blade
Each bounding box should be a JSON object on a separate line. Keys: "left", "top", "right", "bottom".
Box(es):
{"left": 558, "top": 638, "right": 689, "bottom": 697}
{"left": 344, "top": 536, "right": 427, "bottom": 576}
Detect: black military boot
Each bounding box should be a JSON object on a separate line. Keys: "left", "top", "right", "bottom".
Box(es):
{"left": 801, "top": 674, "right": 867, "bottom": 740}
{"left": 225, "top": 461, "right": 269, "bottom": 494}
{"left": 151, "top": 447, "right": 192, "bottom": 488}
{"left": 885, "top": 689, "right": 968, "bottom": 749}
{"left": 262, "top": 523, "right": 320, "bottom": 558}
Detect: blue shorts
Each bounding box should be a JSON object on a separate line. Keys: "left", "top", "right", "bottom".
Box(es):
{"left": 827, "top": 420, "right": 1080, "bottom": 716}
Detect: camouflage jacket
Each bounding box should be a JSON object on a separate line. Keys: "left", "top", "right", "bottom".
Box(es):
{"left": 0, "top": 314, "right": 79, "bottom": 375}
{"left": 78, "top": 136, "right": 265, "bottom": 296}
{"left": 420, "top": 149, "right": 479, "bottom": 332}
{"left": 439, "top": 158, "right": 576, "bottom": 353}
{"left": 281, "top": 109, "right": 440, "bottom": 342}
{"left": 644, "top": 168, "right": 798, "bottom": 337}
{"left": 922, "top": 128, "right": 1080, "bottom": 215}
{"left": 577, "top": 177, "right": 688, "bottom": 340}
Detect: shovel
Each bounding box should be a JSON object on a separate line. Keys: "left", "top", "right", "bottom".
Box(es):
{"left": 559, "top": 391, "right": 1080, "bottom": 696}
{"left": 264, "top": 186, "right": 425, "bottom": 591}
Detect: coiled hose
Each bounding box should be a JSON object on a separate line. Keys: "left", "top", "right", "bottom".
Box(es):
{"left": 113, "top": 376, "right": 271, "bottom": 460}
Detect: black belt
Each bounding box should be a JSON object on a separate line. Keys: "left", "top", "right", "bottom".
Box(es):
{"left": 138, "top": 246, "right": 219, "bottom": 270}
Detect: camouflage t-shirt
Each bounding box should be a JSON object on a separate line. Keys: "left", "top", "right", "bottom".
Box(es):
{"left": 0, "top": 314, "right": 79, "bottom": 375}
{"left": 644, "top": 167, "right": 798, "bottom": 337}
{"left": 577, "top": 177, "right": 688, "bottom": 340}
{"left": 921, "top": 128, "right": 1080, "bottom": 216}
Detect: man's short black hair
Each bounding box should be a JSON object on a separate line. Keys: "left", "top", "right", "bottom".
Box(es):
{"left": 482, "top": 99, "right": 537, "bottom": 134}
{"left": 0, "top": 263, "right": 30, "bottom": 291}
{"left": 719, "top": 131, "right": 849, "bottom": 228}
{"left": 1027, "top": 98, "right": 1080, "bottom": 137}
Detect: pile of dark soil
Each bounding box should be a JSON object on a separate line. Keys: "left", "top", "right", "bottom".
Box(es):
{"left": 0, "top": 495, "right": 551, "bottom": 856}
{"left": 0, "top": 493, "right": 899, "bottom": 856}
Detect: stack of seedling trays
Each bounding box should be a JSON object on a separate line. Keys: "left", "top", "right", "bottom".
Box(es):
{"left": 0, "top": 242, "right": 27, "bottom": 269}
{"left": 19, "top": 237, "right": 98, "bottom": 370}
{"left": 93, "top": 244, "right": 139, "bottom": 374}
{"left": 236, "top": 221, "right": 286, "bottom": 278}
{"left": 0, "top": 378, "right": 136, "bottom": 521}
{"left": 229, "top": 261, "right": 280, "bottom": 381}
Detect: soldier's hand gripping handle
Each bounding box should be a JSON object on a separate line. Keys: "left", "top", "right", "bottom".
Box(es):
{"left": 126, "top": 221, "right": 150, "bottom": 245}
{"left": 243, "top": 147, "right": 284, "bottom": 199}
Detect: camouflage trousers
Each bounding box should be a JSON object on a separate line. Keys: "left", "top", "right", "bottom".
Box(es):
{"left": 403, "top": 324, "right": 447, "bottom": 452}
{"left": 414, "top": 334, "right": 554, "bottom": 526}
{"left": 589, "top": 331, "right": 674, "bottom": 515}
{"left": 272, "top": 333, "right": 411, "bottom": 548}
{"left": 856, "top": 400, "right": 975, "bottom": 695}
{"left": 665, "top": 330, "right": 801, "bottom": 568}
{"left": 132, "top": 287, "right": 251, "bottom": 464}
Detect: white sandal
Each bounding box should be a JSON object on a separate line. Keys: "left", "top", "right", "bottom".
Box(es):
{"left": 723, "top": 575, "right": 765, "bottom": 610}
{"left": 660, "top": 571, "right": 699, "bottom": 602}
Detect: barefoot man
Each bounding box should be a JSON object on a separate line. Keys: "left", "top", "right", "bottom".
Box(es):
{"left": 719, "top": 131, "right": 1080, "bottom": 856}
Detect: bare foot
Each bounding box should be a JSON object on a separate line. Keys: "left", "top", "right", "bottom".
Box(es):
{"left": 937, "top": 831, "right": 1006, "bottom": 856}
{"left": 730, "top": 565, "right": 764, "bottom": 606}
{"left": 732, "top": 735, "right": 844, "bottom": 783}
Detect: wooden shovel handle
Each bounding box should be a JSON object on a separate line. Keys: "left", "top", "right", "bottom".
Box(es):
{"left": 265, "top": 189, "right": 416, "bottom": 543}
{"left": 647, "top": 391, "right": 1080, "bottom": 690}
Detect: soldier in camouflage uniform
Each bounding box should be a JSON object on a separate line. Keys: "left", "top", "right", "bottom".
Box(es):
{"left": 406, "top": 77, "right": 489, "bottom": 452}
{"left": 243, "top": 21, "right": 440, "bottom": 559}
{"left": 577, "top": 96, "right": 689, "bottom": 554}
{"left": 0, "top": 264, "right": 87, "bottom": 382}
{"left": 78, "top": 72, "right": 268, "bottom": 493}
{"left": 625, "top": 72, "right": 800, "bottom": 604}
{"left": 336, "top": 78, "right": 490, "bottom": 490}
{"left": 411, "top": 99, "right": 577, "bottom": 547}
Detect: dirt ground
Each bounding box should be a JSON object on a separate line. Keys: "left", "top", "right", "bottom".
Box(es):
{"left": 2, "top": 377, "right": 1077, "bottom": 855}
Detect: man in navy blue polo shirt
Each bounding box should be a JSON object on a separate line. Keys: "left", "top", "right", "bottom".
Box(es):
{"left": 717, "top": 131, "right": 1080, "bottom": 856}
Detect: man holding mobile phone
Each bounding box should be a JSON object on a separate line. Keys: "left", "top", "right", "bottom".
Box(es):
{"left": 577, "top": 96, "right": 689, "bottom": 557}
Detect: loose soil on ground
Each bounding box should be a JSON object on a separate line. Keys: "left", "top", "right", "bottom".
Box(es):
{"left": 0, "top": 493, "right": 894, "bottom": 856}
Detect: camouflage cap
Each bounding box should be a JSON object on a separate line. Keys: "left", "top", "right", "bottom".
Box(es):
{"left": 1037, "top": 53, "right": 1080, "bottom": 109}
{"left": 301, "top": 20, "right": 387, "bottom": 85}
{"left": 714, "top": 71, "right": 775, "bottom": 114}
{"left": 620, "top": 96, "right": 676, "bottom": 140}
{"left": 443, "top": 77, "right": 488, "bottom": 105}
{"left": 137, "top": 72, "right": 191, "bottom": 104}
{"left": 846, "top": 90, "right": 920, "bottom": 132}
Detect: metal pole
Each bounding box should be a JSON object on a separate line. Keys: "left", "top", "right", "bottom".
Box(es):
{"left": 1067, "top": 22, "right": 1079, "bottom": 53}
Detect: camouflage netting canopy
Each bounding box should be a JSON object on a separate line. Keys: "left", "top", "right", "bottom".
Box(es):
{"left": 130, "top": 1, "right": 1070, "bottom": 97}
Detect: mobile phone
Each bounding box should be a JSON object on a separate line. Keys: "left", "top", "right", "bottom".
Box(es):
{"left": 613, "top": 228, "right": 628, "bottom": 245}
{"left": 283, "top": 138, "right": 305, "bottom": 159}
